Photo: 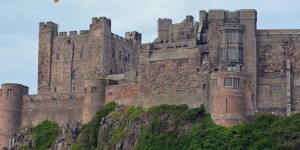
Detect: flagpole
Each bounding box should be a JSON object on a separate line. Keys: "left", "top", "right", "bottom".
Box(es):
{"left": 56, "top": 1, "right": 60, "bottom": 30}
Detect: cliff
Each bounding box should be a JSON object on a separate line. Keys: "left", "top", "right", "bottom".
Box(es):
{"left": 8, "top": 102, "right": 300, "bottom": 150}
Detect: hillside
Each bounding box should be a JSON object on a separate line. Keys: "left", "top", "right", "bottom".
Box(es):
{"left": 9, "top": 102, "right": 300, "bottom": 150}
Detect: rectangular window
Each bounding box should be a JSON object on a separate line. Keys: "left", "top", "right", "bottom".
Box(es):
{"left": 275, "top": 71, "right": 281, "bottom": 78}
{"left": 212, "top": 79, "right": 217, "bottom": 88}
{"left": 239, "top": 48, "right": 243, "bottom": 61}
{"left": 91, "top": 87, "right": 97, "bottom": 93}
{"left": 228, "top": 48, "right": 237, "bottom": 60}
{"left": 178, "top": 63, "right": 183, "bottom": 73}
{"left": 159, "top": 65, "right": 165, "bottom": 75}
{"left": 7, "top": 89, "right": 13, "bottom": 96}
{"left": 224, "top": 78, "right": 239, "bottom": 87}
{"left": 271, "top": 85, "right": 282, "bottom": 93}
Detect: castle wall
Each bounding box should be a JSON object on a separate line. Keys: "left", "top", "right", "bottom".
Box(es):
{"left": 138, "top": 44, "right": 209, "bottom": 108}
{"left": 21, "top": 93, "right": 84, "bottom": 127}
{"left": 257, "top": 30, "right": 300, "bottom": 114}
{"left": 105, "top": 83, "right": 138, "bottom": 106}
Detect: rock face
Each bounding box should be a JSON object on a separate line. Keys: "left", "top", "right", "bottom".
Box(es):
{"left": 97, "top": 106, "right": 145, "bottom": 150}
{"left": 7, "top": 122, "right": 81, "bottom": 150}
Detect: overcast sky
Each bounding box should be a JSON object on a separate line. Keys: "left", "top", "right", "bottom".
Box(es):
{"left": 0, "top": 0, "right": 300, "bottom": 94}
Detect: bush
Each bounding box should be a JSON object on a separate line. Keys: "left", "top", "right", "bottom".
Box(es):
{"left": 71, "top": 101, "right": 118, "bottom": 150}
{"left": 31, "top": 120, "right": 59, "bottom": 150}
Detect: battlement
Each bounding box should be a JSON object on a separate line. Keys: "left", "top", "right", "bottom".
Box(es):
{"left": 39, "top": 22, "right": 58, "bottom": 31}
{"left": 125, "top": 31, "right": 142, "bottom": 42}
{"left": 257, "top": 29, "right": 300, "bottom": 37}
{"left": 208, "top": 9, "right": 257, "bottom": 21}
{"left": 111, "top": 33, "right": 130, "bottom": 43}
{"left": 91, "top": 17, "right": 111, "bottom": 28}
{"left": 184, "top": 15, "right": 194, "bottom": 22}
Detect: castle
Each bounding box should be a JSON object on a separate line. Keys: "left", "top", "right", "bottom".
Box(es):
{"left": 1, "top": 9, "right": 300, "bottom": 148}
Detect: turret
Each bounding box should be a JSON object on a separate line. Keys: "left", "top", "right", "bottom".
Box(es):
{"left": 38, "top": 22, "right": 58, "bottom": 95}
{"left": 90, "top": 17, "right": 112, "bottom": 78}
{"left": 157, "top": 18, "right": 172, "bottom": 44}
{"left": 82, "top": 79, "right": 106, "bottom": 124}
{"left": 125, "top": 31, "right": 142, "bottom": 44}
{"left": 0, "top": 84, "right": 28, "bottom": 148}
{"left": 208, "top": 10, "right": 257, "bottom": 127}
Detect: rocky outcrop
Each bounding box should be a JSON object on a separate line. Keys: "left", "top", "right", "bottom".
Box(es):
{"left": 7, "top": 121, "right": 81, "bottom": 150}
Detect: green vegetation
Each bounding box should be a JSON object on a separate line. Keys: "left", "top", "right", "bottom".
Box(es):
{"left": 30, "top": 120, "right": 59, "bottom": 150}
{"left": 71, "top": 103, "right": 299, "bottom": 150}
{"left": 137, "top": 104, "right": 300, "bottom": 150}
{"left": 71, "top": 101, "right": 118, "bottom": 150}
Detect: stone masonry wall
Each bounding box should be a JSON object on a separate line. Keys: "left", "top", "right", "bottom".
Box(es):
{"left": 257, "top": 30, "right": 300, "bottom": 114}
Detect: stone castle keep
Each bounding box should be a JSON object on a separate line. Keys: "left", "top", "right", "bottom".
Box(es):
{"left": 1, "top": 9, "right": 300, "bottom": 147}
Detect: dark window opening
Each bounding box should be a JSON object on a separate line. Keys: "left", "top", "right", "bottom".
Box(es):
{"left": 275, "top": 71, "right": 281, "bottom": 78}
{"left": 128, "top": 54, "right": 130, "bottom": 63}
{"left": 7, "top": 89, "right": 13, "bottom": 96}
{"left": 54, "top": 87, "right": 57, "bottom": 93}
{"left": 56, "top": 53, "right": 60, "bottom": 60}
{"left": 72, "top": 69, "right": 77, "bottom": 80}
{"left": 110, "top": 70, "right": 113, "bottom": 75}
{"left": 72, "top": 87, "right": 75, "bottom": 91}
{"left": 203, "top": 84, "right": 207, "bottom": 91}
{"left": 119, "top": 51, "right": 122, "bottom": 61}
{"left": 197, "top": 68, "right": 200, "bottom": 73}
{"left": 91, "top": 87, "right": 97, "bottom": 93}
{"left": 80, "top": 51, "right": 84, "bottom": 58}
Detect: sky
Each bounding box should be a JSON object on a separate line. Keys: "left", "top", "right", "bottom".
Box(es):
{"left": 0, "top": 0, "right": 300, "bottom": 94}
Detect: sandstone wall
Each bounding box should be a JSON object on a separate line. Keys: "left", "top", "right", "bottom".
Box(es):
{"left": 257, "top": 30, "right": 300, "bottom": 114}
{"left": 105, "top": 83, "right": 138, "bottom": 106}
{"left": 21, "top": 93, "right": 84, "bottom": 127}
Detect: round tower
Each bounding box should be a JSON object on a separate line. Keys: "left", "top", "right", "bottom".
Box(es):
{"left": 0, "top": 83, "right": 28, "bottom": 148}
{"left": 82, "top": 78, "right": 106, "bottom": 124}
{"left": 210, "top": 72, "right": 250, "bottom": 127}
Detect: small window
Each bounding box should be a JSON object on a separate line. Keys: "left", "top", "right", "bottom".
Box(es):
{"left": 271, "top": 85, "right": 282, "bottom": 93}
{"left": 119, "top": 51, "right": 122, "bottom": 61}
{"left": 80, "top": 51, "right": 84, "bottom": 59}
{"left": 56, "top": 53, "right": 60, "bottom": 60}
{"left": 203, "top": 84, "right": 207, "bottom": 91}
{"left": 54, "top": 87, "right": 57, "bottom": 93}
{"left": 197, "top": 68, "right": 200, "bottom": 73}
{"left": 72, "top": 87, "right": 76, "bottom": 91}
{"left": 275, "top": 71, "right": 281, "bottom": 78}
{"left": 212, "top": 79, "right": 217, "bottom": 88}
{"left": 7, "top": 89, "right": 13, "bottom": 96}
{"left": 178, "top": 63, "right": 183, "bottom": 73}
{"left": 72, "top": 69, "right": 77, "bottom": 80}
{"left": 91, "top": 87, "right": 97, "bottom": 93}
{"left": 142, "top": 68, "right": 146, "bottom": 74}
{"left": 159, "top": 65, "right": 165, "bottom": 75}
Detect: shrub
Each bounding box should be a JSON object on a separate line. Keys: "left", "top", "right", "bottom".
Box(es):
{"left": 31, "top": 120, "right": 59, "bottom": 150}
